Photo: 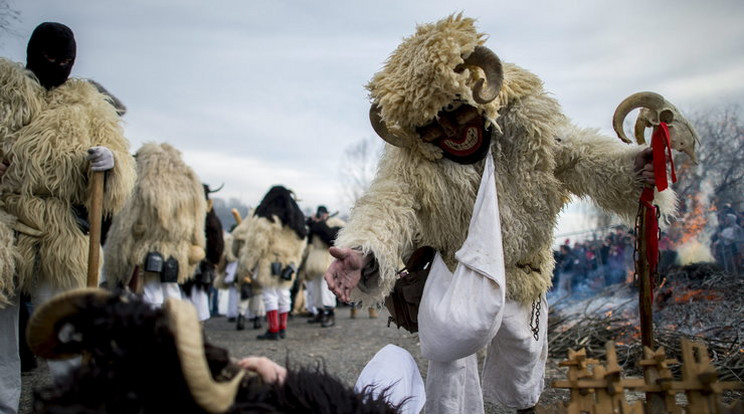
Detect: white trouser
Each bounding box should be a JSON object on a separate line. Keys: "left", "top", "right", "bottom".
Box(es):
{"left": 425, "top": 297, "right": 548, "bottom": 413}
{"left": 482, "top": 297, "right": 548, "bottom": 409}
{"left": 0, "top": 299, "right": 20, "bottom": 414}
{"left": 141, "top": 274, "right": 182, "bottom": 307}
{"left": 308, "top": 276, "right": 336, "bottom": 309}
{"left": 237, "top": 293, "right": 265, "bottom": 318}
{"left": 30, "top": 281, "right": 81, "bottom": 383}
{"left": 261, "top": 286, "right": 291, "bottom": 313}
{"left": 188, "top": 285, "right": 210, "bottom": 321}
{"left": 426, "top": 355, "right": 483, "bottom": 414}
{"left": 226, "top": 286, "right": 239, "bottom": 318}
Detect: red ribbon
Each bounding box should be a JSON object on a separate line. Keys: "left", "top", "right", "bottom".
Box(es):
{"left": 639, "top": 122, "right": 676, "bottom": 296}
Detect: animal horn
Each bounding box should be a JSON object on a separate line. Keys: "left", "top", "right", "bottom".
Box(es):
{"left": 612, "top": 91, "right": 666, "bottom": 144}
{"left": 207, "top": 183, "right": 225, "bottom": 193}
{"left": 231, "top": 208, "right": 242, "bottom": 225}
{"left": 165, "top": 299, "right": 244, "bottom": 414}
{"left": 369, "top": 103, "right": 410, "bottom": 148}
{"left": 455, "top": 46, "right": 503, "bottom": 104}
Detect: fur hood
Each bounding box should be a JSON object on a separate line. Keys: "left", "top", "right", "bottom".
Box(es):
{"left": 367, "top": 14, "right": 502, "bottom": 161}
{"left": 104, "top": 142, "right": 206, "bottom": 286}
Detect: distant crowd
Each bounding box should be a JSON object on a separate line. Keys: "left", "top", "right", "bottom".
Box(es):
{"left": 552, "top": 204, "right": 744, "bottom": 298}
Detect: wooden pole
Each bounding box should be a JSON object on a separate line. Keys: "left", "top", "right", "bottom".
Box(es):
{"left": 86, "top": 171, "right": 105, "bottom": 287}
{"left": 637, "top": 207, "right": 654, "bottom": 349}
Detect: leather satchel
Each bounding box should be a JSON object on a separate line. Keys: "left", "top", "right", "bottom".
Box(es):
{"left": 384, "top": 246, "right": 436, "bottom": 333}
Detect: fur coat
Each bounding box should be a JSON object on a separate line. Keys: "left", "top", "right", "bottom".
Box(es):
{"left": 237, "top": 215, "right": 307, "bottom": 290}
{"left": 103, "top": 142, "right": 206, "bottom": 286}
{"left": 334, "top": 15, "right": 676, "bottom": 306}
{"left": 0, "top": 58, "right": 136, "bottom": 296}
{"left": 300, "top": 216, "right": 345, "bottom": 282}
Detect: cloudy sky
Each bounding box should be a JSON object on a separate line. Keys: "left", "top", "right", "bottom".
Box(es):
{"left": 2, "top": 0, "right": 743, "bottom": 236}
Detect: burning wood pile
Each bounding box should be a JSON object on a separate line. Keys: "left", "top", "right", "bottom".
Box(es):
{"left": 548, "top": 262, "right": 744, "bottom": 384}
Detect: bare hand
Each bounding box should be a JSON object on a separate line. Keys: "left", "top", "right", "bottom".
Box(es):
{"left": 324, "top": 246, "right": 363, "bottom": 303}
{"left": 237, "top": 356, "right": 287, "bottom": 385}
{"left": 634, "top": 147, "right": 655, "bottom": 187}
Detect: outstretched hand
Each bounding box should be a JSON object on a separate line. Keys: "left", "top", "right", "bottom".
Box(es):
{"left": 634, "top": 146, "right": 656, "bottom": 187}
{"left": 324, "top": 246, "right": 364, "bottom": 303}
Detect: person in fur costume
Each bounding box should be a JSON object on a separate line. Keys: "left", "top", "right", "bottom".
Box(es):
{"left": 302, "top": 205, "right": 345, "bottom": 327}
{"left": 214, "top": 230, "right": 241, "bottom": 321}
{"left": 229, "top": 210, "right": 267, "bottom": 330}
{"left": 182, "top": 184, "right": 225, "bottom": 321}
{"left": 0, "top": 22, "right": 136, "bottom": 412}
{"left": 238, "top": 185, "right": 307, "bottom": 340}
{"left": 325, "top": 14, "right": 681, "bottom": 414}
{"left": 103, "top": 142, "right": 207, "bottom": 307}
{"left": 25, "top": 287, "right": 405, "bottom": 414}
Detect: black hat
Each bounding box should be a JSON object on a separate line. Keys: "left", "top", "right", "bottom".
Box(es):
{"left": 26, "top": 22, "right": 76, "bottom": 90}
{"left": 316, "top": 206, "right": 328, "bottom": 215}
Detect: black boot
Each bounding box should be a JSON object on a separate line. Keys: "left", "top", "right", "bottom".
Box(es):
{"left": 307, "top": 311, "right": 324, "bottom": 324}
{"left": 279, "top": 329, "right": 286, "bottom": 339}
{"left": 321, "top": 308, "right": 335, "bottom": 328}
{"left": 256, "top": 330, "right": 280, "bottom": 340}
{"left": 516, "top": 407, "right": 536, "bottom": 414}
{"left": 252, "top": 316, "right": 262, "bottom": 329}
{"left": 236, "top": 314, "right": 245, "bottom": 331}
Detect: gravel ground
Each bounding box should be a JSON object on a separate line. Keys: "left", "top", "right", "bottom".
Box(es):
{"left": 20, "top": 305, "right": 568, "bottom": 413}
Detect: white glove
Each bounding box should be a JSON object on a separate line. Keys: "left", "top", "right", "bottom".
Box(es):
{"left": 87, "top": 146, "right": 115, "bottom": 171}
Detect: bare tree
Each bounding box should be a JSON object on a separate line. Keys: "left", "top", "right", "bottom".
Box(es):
{"left": 0, "top": 0, "right": 20, "bottom": 42}
{"left": 673, "top": 104, "right": 744, "bottom": 212}
{"left": 338, "top": 136, "right": 383, "bottom": 209}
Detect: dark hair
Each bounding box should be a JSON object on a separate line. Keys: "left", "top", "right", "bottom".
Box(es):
{"left": 253, "top": 186, "right": 307, "bottom": 239}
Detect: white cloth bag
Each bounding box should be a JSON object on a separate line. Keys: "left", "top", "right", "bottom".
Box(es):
{"left": 419, "top": 152, "right": 506, "bottom": 362}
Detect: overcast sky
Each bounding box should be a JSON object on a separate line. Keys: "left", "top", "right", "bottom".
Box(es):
{"left": 2, "top": 0, "right": 743, "bottom": 236}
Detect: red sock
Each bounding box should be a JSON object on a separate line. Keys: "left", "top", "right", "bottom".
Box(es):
{"left": 266, "top": 310, "right": 279, "bottom": 333}
{"left": 279, "top": 312, "right": 288, "bottom": 330}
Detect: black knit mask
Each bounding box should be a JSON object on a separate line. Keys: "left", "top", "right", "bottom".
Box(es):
{"left": 26, "top": 22, "right": 76, "bottom": 90}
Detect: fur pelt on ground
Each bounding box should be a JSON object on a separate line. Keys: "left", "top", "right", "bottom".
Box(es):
{"left": 335, "top": 14, "right": 676, "bottom": 305}
{"left": 29, "top": 291, "right": 400, "bottom": 414}
{"left": 104, "top": 142, "right": 206, "bottom": 286}
{"left": 237, "top": 215, "right": 307, "bottom": 290}
{"left": 0, "top": 59, "right": 136, "bottom": 293}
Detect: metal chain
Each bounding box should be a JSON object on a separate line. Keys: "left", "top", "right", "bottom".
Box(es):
{"left": 530, "top": 297, "right": 541, "bottom": 341}
{"left": 633, "top": 202, "right": 663, "bottom": 286}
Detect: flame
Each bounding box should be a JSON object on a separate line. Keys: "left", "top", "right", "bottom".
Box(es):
{"left": 673, "top": 193, "right": 715, "bottom": 246}
{"left": 673, "top": 289, "right": 721, "bottom": 303}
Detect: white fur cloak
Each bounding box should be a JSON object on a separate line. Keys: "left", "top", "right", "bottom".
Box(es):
{"left": 237, "top": 214, "right": 307, "bottom": 290}
{"left": 335, "top": 15, "right": 676, "bottom": 306}
{"left": 0, "top": 58, "right": 136, "bottom": 295}
{"left": 104, "top": 142, "right": 206, "bottom": 286}
{"left": 300, "top": 216, "right": 345, "bottom": 282}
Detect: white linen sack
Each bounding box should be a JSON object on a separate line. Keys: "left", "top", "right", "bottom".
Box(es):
{"left": 418, "top": 151, "right": 507, "bottom": 362}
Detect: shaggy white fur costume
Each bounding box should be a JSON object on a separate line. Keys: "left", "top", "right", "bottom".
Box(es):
{"left": 237, "top": 215, "right": 307, "bottom": 290}
{"left": 104, "top": 142, "right": 207, "bottom": 286}
{"left": 0, "top": 58, "right": 136, "bottom": 299}
{"left": 335, "top": 14, "right": 676, "bottom": 307}
{"left": 301, "top": 216, "right": 345, "bottom": 282}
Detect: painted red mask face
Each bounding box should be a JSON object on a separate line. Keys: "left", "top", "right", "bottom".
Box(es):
{"left": 416, "top": 104, "right": 491, "bottom": 164}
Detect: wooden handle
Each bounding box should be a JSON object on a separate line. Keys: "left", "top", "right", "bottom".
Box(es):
{"left": 87, "top": 171, "right": 105, "bottom": 287}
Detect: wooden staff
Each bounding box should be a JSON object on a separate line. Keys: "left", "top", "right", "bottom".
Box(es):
{"left": 86, "top": 171, "right": 105, "bottom": 287}
{"left": 636, "top": 203, "right": 654, "bottom": 349}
